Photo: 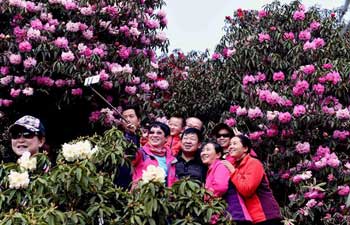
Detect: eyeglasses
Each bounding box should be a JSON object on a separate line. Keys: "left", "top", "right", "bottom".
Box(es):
{"left": 216, "top": 133, "right": 231, "bottom": 138}
{"left": 11, "top": 131, "right": 37, "bottom": 139}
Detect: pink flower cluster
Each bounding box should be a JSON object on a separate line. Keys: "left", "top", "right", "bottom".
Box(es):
{"left": 295, "top": 142, "right": 310, "bottom": 154}
{"left": 258, "top": 33, "right": 270, "bottom": 43}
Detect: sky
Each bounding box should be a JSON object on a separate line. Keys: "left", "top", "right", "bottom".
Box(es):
{"left": 163, "top": 0, "right": 346, "bottom": 54}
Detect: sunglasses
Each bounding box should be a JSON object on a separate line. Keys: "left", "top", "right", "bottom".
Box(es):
{"left": 11, "top": 131, "right": 38, "bottom": 139}
{"left": 216, "top": 133, "right": 231, "bottom": 138}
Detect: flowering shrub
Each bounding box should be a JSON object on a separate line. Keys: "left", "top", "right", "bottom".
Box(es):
{"left": 0, "top": 128, "right": 228, "bottom": 224}
{"left": 214, "top": 1, "right": 350, "bottom": 224}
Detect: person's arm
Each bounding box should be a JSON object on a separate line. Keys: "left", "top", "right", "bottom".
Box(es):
{"left": 210, "top": 163, "right": 230, "bottom": 197}
{"left": 230, "top": 158, "right": 264, "bottom": 198}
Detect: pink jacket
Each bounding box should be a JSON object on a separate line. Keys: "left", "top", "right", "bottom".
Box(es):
{"left": 132, "top": 143, "right": 177, "bottom": 187}
{"left": 205, "top": 159, "right": 230, "bottom": 197}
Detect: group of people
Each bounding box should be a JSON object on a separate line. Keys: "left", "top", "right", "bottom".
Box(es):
{"left": 5, "top": 105, "right": 282, "bottom": 225}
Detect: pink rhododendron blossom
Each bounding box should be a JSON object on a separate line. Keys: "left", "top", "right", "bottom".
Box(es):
{"left": 296, "top": 142, "right": 310, "bottom": 154}
{"left": 64, "top": 1, "right": 77, "bottom": 10}
{"left": 145, "top": 19, "right": 160, "bottom": 29}
{"left": 255, "top": 72, "right": 266, "bottom": 81}
{"left": 322, "top": 106, "right": 335, "bottom": 115}
{"left": 293, "top": 105, "right": 306, "bottom": 117}
{"left": 322, "top": 63, "right": 333, "bottom": 69}
{"left": 155, "top": 80, "right": 169, "bottom": 90}
{"left": 293, "top": 10, "right": 305, "bottom": 20}
{"left": 55, "top": 79, "right": 66, "bottom": 87}
{"left": 249, "top": 131, "right": 264, "bottom": 141}
{"left": 66, "top": 21, "right": 80, "bottom": 32}
{"left": 312, "top": 84, "right": 325, "bottom": 95}
{"left": 306, "top": 199, "right": 317, "bottom": 208}
{"left": 225, "top": 118, "right": 236, "bottom": 127}
{"left": 61, "top": 51, "right": 75, "bottom": 62}
{"left": 98, "top": 70, "right": 109, "bottom": 81}
{"left": 281, "top": 129, "right": 293, "bottom": 138}
{"left": 292, "top": 171, "right": 312, "bottom": 184}
{"left": 119, "top": 46, "right": 131, "bottom": 59}
{"left": 1, "top": 76, "right": 13, "bottom": 85}
{"left": 211, "top": 53, "right": 221, "bottom": 60}
{"left": 314, "top": 38, "right": 325, "bottom": 48}
{"left": 273, "top": 71, "right": 285, "bottom": 81}
{"left": 23, "top": 57, "right": 37, "bottom": 69}
{"left": 0, "top": 66, "right": 9, "bottom": 75}
{"left": 278, "top": 112, "right": 292, "bottom": 124}
{"left": 327, "top": 153, "right": 340, "bottom": 168}
{"left": 304, "top": 190, "right": 325, "bottom": 199}
{"left": 34, "top": 76, "right": 54, "bottom": 86}
{"left": 22, "top": 87, "right": 34, "bottom": 96}
{"left": 89, "top": 111, "right": 101, "bottom": 122}
{"left": 27, "top": 28, "right": 41, "bottom": 40}
{"left": 266, "top": 111, "right": 279, "bottom": 120}
{"left": 125, "top": 86, "right": 137, "bottom": 95}
{"left": 155, "top": 31, "right": 167, "bottom": 41}
{"left": 301, "top": 65, "right": 315, "bottom": 75}
{"left": 258, "top": 10, "right": 268, "bottom": 18}
{"left": 265, "top": 91, "right": 280, "bottom": 105}
{"left": 328, "top": 174, "right": 335, "bottom": 181}
{"left": 1, "top": 99, "right": 13, "bottom": 107}
{"left": 236, "top": 106, "right": 247, "bottom": 116}
{"left": 71, "top": 88, "right": 83, "bottom": 96}
{"left": 303, "top": 41, "right": 316, "bottom": 51}
{"left": 336, "top": 108, "right": 350, "bottom": 120}
{"left": 80, "top": 5, "right": 94, "bottom": 15}
{"left": 146, "top": 72, "right": 158, "bottom": 80}
{"left": 283, "top": 32, "right": 295, "bottom": 40}
{"left": 322, "top": 71, "right": 341, "bottom": 84}
{"left": 10, "top": 88, "right": 21, "bottom": 98}
{"left": 333, "top": 130, "right": 349, "bottom": 141}
{"left": 140, "top": 83, "right": 151, "bottom": 92}
{"left": 338, "top": 185, "right": 350, "bottom": 196}
{"left": 248, "top": 107, "right": 263, "bottom": 119}
{"left": 298, "top": 30, "right": 311, "bottom": 41}
{"left": 131, "top": 76, "right": 141, "bottom": 85}
{"left": 222, "top": 48, "right": 236, "bottom": 58}
{"left": 122, "top": 64, "right": 133, "bottom": 74}
{"left": 102, "top": 81, "right": 113, "bottom": 90}
{"left": 14, "top": 26, "right": 26, "bottom": 39}
{"left": 83, "top": 30, "right": 93, "bottom": 39}
{"left": 292, "top": 80, "right": 309, "bottom": 96}
{"left": 14, "top": 76, "right": 25, "bottom": 84}
{"left": 229, "top": 105, "right": 239, "bottom": 113}
{"left": 54, "top": 37, "right": 69, "bottom": 48}
{"left": 310, "top": 21, "right": 321, "bottom": 31}
{"left": 243, "top": 75, "right": 255, "bottom": 85}
{"left": 19, "top": 41, "right": 32, "bottom": 52}
{"left": 258, "top": 33, "right": 270, "bottom": 43}
{"left": 288, "top": 194, "right": 297, "bottom": 201}
{"left": 266, "top": 128, "right": 278, "bottom": 137}
{"left": 9, "top": 54, "right": 22, "bottom": 65}
{"left": 30, "top": 18, "right": 43, "bottom": 30}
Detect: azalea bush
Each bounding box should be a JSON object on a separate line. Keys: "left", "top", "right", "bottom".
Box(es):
{"left": 0, "top": 0, "right": 173, "bottom": 154}
{"left": 0, "top": 127, "right": 229, "bottom": 225}
{"left": 213, "top": 1, "right": 350, "bottom": 224}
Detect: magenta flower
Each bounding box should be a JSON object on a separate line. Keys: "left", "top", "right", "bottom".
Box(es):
{"left": 258, "top": 10, "right": 268, "bottom": 18}
{"left": 322, "top": 63, "right": 333, "bottom": 69}
{"left": 298, "top": 30, "right": 311, "bottom": 41}
{"left": 310, "top": 21, "right": 321, "bottom": 31}
{"left": 293, "top": 10, "right": 305, "bottom": 21}
{"left": 338, "top": 185, "right": 350, "bottom": 196}
{"left": 22, "top": 87, "right": 34, "bottom": 96}
{"left": 71, "top": 88, "right": 83, "bottom": 96}
{"left": 222, "top": 48, "right": 236, "bottom": 58}
{"left": 236, "top": 106, "right": 248, "bottom": 116}
{"left": 125, "top": 85, "right": 137, "bottom": 95}
{"left": 301, "top": 64, "right": 316, "bottom": 75}
{"left": 283, "top": 32, "right": 295, "bottom": 40}
{"left": 9, "top": 54, "right": 22, "bottom": 65}
{"left": 89, "top": 111, "right": 101, "bottom": 122}
{"left": 18, "top": 41, "right": 32, "bottom": 52}
{"left": 336, "top": 108, "right": 350, "bottom": 120}
{"left": 55, "top": 79, "right": 66, "bottom": 87}
{"left": 66, "top": 21, "right": 80, "bottom": 32}
{"left": 0, "top": 66, "right": 9, "bottom": 75}
{"left": 243, "top": 75, "right": 256, "bottom": 86}
{"left": 273, "top": 71, "right": 285, "bottom": 81}
{"left": 146, "top": 72, "right": 158, "bottom": 80}
{"left": 23, "top": 57, "right": 37, "bottom": 69}
{"left": 333, "top": 130, "right": 349, "bottom": 141}
{"left": 278, "top": 112, "right": 292, "bottom": 124}
{"left": 0, "top": 76, "right": 13, "bottom": 85}
{"left": 225, "top": 117, "right": 236, "bottom": 127}
{"left": 303, "top": 41, "right": 316, "bottom": 51}
{"left": 102, "top": 81, "right": 113, "bottom": 90}
{"left": 211, "top": 53, "right": 221, "bottom": 60}
{"left": 292, "top": 80, "right": 309, "bottom": 96}
{"left": 14, "top": 76, "right": 25, "bottom": 84}
{"left": 266, "top": 128, "right": 278, "bottom": 137}
{"left": 10, "top": 88, "right": 21, "bottom": 98}
{"left": 295, "top": 142, "right": 310, "bottom": 154}
{"left": 255, "top": 72, "right": 266, "bottom": 81}
{"left": 61, "top": 51, "right": 75, "bottom": 62}
{"left": 258, "top": 33, "right": 270, "bottom": 43}
{"left": 229, "top": 105, "right": 239, "bottom": 113}
{"left": 313, "top": 38, "right": 325, "bottom": 48}
{"left": 140, "top": 83, "right": 151, "bottom": 92}
{"left": 293, "top": 105, "right": 306, "bottom": 117}
{"left": 249, "top": 131, "right": 264, "bottom": 140}
{"left": 119, "top": 46, "right": 131, "bottom": 59}
{"left": 131, "top": 76, "right": 141, "bottom": 85}
{"left": 306, "top": 199, "right": 317, "bottom": 208}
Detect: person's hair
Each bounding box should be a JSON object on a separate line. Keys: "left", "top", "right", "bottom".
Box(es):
{"left": 149, "top": 121, "right": 170, "bottom": 137}
{"left": 202, "top": 141, "right": 224, "bottom": 158}
{"left": 234, "top": 134, "right": 252, "bottom": 153}
{"left": 122, "top": 104, "right": 141, "bottom": 118}
{"left": 181, "top": 128, "right": 203, "bottom": 142}
{"left": 170, "top": 115, "right": 185, "bottom": 127}
{"left": 211, "top": 123, "right": 234, "bottom": 138}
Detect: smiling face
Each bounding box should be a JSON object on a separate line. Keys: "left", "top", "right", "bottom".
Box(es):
{"left": 168, "top": 117, "right": 184, "bottom": 136}
{"left": 216, "top": 128, "right": 232, "bottom": 150}
{"left": 181, "top": 133, "right": 200, "bottom": 155}
{"left": 228, "top": 137, "right": 248, "bottom": 159}
{"left": 201, "top": 143, "right": 221, "bottom": 165}
{"left": 148, "top": 126, "right": 167, "bottom": 148}
{"left": 11, "top": 129, "right": 45, "bottom": 156}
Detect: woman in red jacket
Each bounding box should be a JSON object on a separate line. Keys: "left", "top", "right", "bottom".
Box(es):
{"left": 222, "top": 135, "right": 282, "bottom": 225}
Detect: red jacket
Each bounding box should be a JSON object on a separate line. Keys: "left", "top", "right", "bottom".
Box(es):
{"left": 229, "top": 155, "right": 281, "bottom": 223}
{"left": 166, "top": 135, "right": 181, "bottom": 156}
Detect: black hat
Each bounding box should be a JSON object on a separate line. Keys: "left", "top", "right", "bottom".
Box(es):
{"left": 211, "top": 123, "right": 234, "bottom": 138}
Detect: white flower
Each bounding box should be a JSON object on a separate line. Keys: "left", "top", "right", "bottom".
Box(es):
{"left": 142, "top": 165, "right": 166, "bottom": 183}
{"left": 17, "top": 151, "right": 37, "bottom": 171}
{"left": 8, "top": 170, "right": 30, "bottom": 189}
{"left": 62, "top": 140, "right": 94, "bottom": 162}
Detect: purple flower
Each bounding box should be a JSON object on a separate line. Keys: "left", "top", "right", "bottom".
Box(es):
{"left": 119, "top": 46, "right": 131, "bottom": 59}
{"left": 295, "top": 142, "right": 310, "bottom": 154}
{"left": 273, "top": 71, "right": 285, "bottom": 81}
{"left": 125, "top": 85, "right": 137, "bottom": 95}
{"left": 338, "top": 185, "right": 350, "bottom": 196}
{"left": 19, "top": 41, "right": 32, "bottom": 52}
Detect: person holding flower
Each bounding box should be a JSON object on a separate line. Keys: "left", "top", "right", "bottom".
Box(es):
{"left": 222, "top": 135, "right": 281, "bottom": 225}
